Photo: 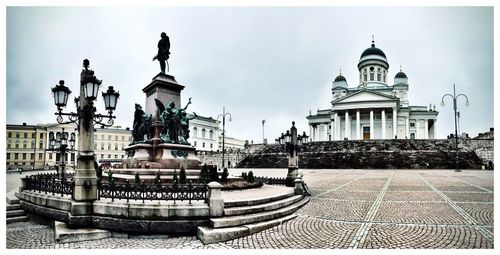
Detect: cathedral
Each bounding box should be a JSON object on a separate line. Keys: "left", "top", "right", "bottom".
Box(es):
{"left": 307, "top": 38, "right": 438, "bottom": 141}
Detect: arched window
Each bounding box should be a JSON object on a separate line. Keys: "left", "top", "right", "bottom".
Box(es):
{"left": 202, "top": 129, "right": 206, "bottom": 138}
{"left": 193, "top": 127, "right": 198, "bottom": 138}
{"left": 209, "top": 130, "right": 214, "bottom": 139}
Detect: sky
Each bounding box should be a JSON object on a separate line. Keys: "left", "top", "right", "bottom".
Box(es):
{"left": 5, "top": 6, "right": 494, "bottom": 142}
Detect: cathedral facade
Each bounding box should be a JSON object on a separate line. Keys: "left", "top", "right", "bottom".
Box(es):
{"left": 307, "top": 39, "right": 438, "bottom": 141}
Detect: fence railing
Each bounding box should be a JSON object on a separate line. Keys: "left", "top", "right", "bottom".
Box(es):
{"left": 97, "top": 180, "right": 208, "bottom": 204}
{"left": 255, "top": 176, "right": 287, "bottom": 186}
{"left": 23, "top": 175, "right": 74, "bottom": 198}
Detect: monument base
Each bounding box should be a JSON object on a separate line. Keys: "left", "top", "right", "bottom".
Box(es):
{"left": 123, "top": 143, "right": 200, "bottom": 170}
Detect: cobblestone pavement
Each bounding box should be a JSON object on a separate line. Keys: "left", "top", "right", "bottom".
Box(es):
{"left": 6, "top": 169, "right": 494, "bottom": 249}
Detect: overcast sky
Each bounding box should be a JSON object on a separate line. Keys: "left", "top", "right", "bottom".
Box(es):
{"left": 6, "top": 6, "right": 493, "bottom": 142}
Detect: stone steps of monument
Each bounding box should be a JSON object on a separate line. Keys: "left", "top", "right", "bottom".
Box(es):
{"left": 109, "top": 173, "right": 201, "bottom": 183}
{"left": 7, "top": 193, "right": 28, "bottom": 224}
{"left": 107, "top": 169, "right": 201, "bottom": 176}
{"left": 224, "top": 190, "right": 296, "bottom": 208}
{"left": 223, "top": 194, "right": 304, "bottom": 216}
{"left": 197, "top": 196, "right": 309, "bottom": 244}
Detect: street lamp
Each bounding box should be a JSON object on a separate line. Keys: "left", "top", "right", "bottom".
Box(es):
{"left": 51, "top": 59, "right": 120, "bottom": 201}
{"left": 441, "top": 84, "right": 470, "bottom": 172}
{"left": 277, "top": 122, "right": 309, "bottom": 186}
{"left": 217, "top": 106, "right": 232, "bottom": 170}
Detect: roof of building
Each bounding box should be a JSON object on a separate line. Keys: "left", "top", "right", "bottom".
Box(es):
{"left": 334, "top": 74, "right": 347, "bottom": 82}
{"left": 395, "top": 71, "right": 408, "bottom": 79}
{"left": 360, "top": 42, "right": 387, "bottom": 59}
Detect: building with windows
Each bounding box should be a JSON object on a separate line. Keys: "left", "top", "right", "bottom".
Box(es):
{"left": 45, "top": 123, "right": 78, "bottom": 169}
{"left": 94, "top": 126, "right": 132, "bottom": 165}
{"left": 188, "top": 113, "right": 220, "bottom": 152}
{"left": 6, "top": 123, "right": 47, "bottom": 170}
{"left": 307, "top": 39, "right": 438, "bottom": 141}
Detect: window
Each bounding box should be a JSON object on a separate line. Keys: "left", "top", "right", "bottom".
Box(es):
{"left": 370, "top": 73, "right": 374, "bottom": 81}
{"left": 7, "top": 153, "right": 10, "bottom": 160}
{"left": 22, "top": 153, "right": 27, "bottom": 160}
{"left": 39, "top": 142, "right": 43, "bottom": 149}
{"left": 410, "top": 123, "right": 415, "bottom": 127}
{"left": 115, "top": 144, "right": 118, "bottom": 150}
{"left": 121, "top": 155, "right": 124, "bottom": 159}
{"left": 30, "top": 153, "right": 34, "bottom": 160}
{"left": 8, "top": 132, "right": 11, "bottom": 138}
{"left": 383, "top": 74, "right": 386, "bottom": 83}
{"left": 16, "top": 133, "right": 20, "bottom": 138}
{"left": 38, "top": 153, "right": 43, "bottom": 160}
{"left": 202, "top": 142, "right": 205, "bottom": 148}
{"left": 210, "top": 143, "right": 213, "bottom": 149}
{"left": 363, "top": 73, "right": 367, "bottom": 81}
{"left": 193, "top": 127, "right": 198, "bottom": 138}
{"left": 377, "top": 73, "right": 381, "bottom": 81}
{"left": 15, "top": 144, "right": 19, "bottom": 149}
{"left": 23, "top": 144, "right": 27, "bottom": 149}
{"left": 115, "top": 155, "right": 118, "bottom": 159}
{"left": 48, "top": 153, "right": 52, "bottom": 160}
{"left": 32, "top": 133, "right": 36, "bottom": 139}
{"left": 209, "top": 130, "right": 214, "bottom": 139}
{"left": 15, "top": 153, "right": 19, "bottom": 159}
{"left": 108, "top": 144, "right": 111, "bottom": 150}
{"left": 201, "top": 129, "right": 206, "bottom": 138}
{"left": 24, "top": 133, "right": 28, "bottom": 138}
{"left": 194, "top": 141, "right": 197, "bottom": 146}
{"left": 410, "top": 133, "right": 415, "bottom": 139}
{"left": 56, "top": 154, "right": 60, "bottom": 161}
{"left": 108, "top": 154, "right": 111, "bottom": 159}
{"left": 7, "top": 144, "right": 11, "bottom": 149}
{"left": 101, "top": 144, "right": 105, "bottom": 150}
{"left": 71, "top": 153, "right": 75, "bottom": 162}
{"left": 101, "top": 154, "right": 104, "bottom": 159}
{"left": 115, "top": 135, "right": 118, "bottom": 141}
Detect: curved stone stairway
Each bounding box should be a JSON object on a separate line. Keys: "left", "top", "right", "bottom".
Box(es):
{"left": 7, "top": 191, "right": 28, "bottom": 224}
{"left": 197, "top": 185, "right": 310, "bottom": 244}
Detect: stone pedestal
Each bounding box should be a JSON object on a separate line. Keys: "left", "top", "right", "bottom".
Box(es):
{"left": 124, "top": 143, "right": 200, "bottom": 169}
{"left": 143, "top": 73, "right": 185, "bottom": 115}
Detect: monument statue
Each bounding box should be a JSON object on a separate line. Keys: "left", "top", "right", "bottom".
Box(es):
{"left": 155, "top": 97, "right": 194, "bottom": 144}
{"left": 152, "top": 32, "right": 170, "bottom": 73}
{"left": 132, "top": 104, "right": 152, "bottom": 143}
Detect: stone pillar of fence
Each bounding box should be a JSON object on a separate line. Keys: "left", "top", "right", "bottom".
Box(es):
{"left": 294, "top": 178, "right": 304, "bottom": 195}
{"left": 19, "top": 177, "right": 27, "bottom": 194}
{"left": 207, "top": 182, "right": 224, "bottom": 217}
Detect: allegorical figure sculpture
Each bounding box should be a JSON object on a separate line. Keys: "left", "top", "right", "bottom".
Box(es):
{"left": 152, "top": 32, "right": 170, "bottom": 73}
{"left": 155, "top": 97, "right": 195, "bottom": 144}
{"left": 132, "top": 104, "right": 152, "bottom": 143}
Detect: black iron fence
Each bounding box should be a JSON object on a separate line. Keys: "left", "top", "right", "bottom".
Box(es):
{"left": 97, "top": 180, "right": 208, "bottom": 204}
{"left": 23, "top": 174, "right": 74, "bottom": 198}
{"left": 255, "top": 176, "right": 287, "bottom": 186}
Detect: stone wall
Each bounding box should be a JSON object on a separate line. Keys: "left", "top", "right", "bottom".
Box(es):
{"left": 464, "top": 138, "right": 494, "bottom": 164}
{"left": 236, "top": 139, "right": 486, "bottom": 169}
{"left": 197, "top": 151, "right": 250, "bottom": 169}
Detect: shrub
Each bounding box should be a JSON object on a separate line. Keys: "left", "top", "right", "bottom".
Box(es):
{"left": 134, "top": 171, "right": 141, "bottom": 184}
{"left": 221, "top": 168, "right": 229, "bottom": 183}
{"left": 199, "top": 164, "right": 210, "bottom": 184}
{"left": 241, "top": 172, "right": 247, "bottom": 182}
{"left": 209, "top": 166, "right": 219, "bottom": 182}
{"left": 154, "top": 170, "right": 161, "bottom": 184}
{"left": 247, "top": 171, "right": 255, "bottom": 183}
{"left": 179, "top": 165, "right": 187, "bottom": 184}
{"left": 173, "top": 169, "right": 179, "bottom": 183}
{"left": 108, "top": 171, "right": 113, "bottom": 182}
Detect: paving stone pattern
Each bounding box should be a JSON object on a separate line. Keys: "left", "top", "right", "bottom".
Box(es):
{"left": 6, "top": 169, "right": 493, "bottom": 249}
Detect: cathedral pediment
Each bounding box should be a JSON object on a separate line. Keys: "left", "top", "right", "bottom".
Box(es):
{"left": 334, "top": 90, "right": 397, "bottom": 104}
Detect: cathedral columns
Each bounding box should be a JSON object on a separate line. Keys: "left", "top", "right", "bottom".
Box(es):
{"left": 309, "top": 125, "right": 313, "bottom": 142}
{"left": 335, "top": 112, "right": 340, "bottom": 140}
{"left": 333, "top": 112, "right": 338, "bottom": 140}
{"left": 345, "top": 111, "right": 350, "bottom": 140}
{"left": 370, "top": 110, "right": 374, "bottom": 139}
{"left": 381, "top": 109, "right": 386, "bottom": 139}
{"left": 356, "top": 110, "right": 360, "bottom": 140}
{"left": 424, "top": 119, "right": 429, "bottom": 139}
{"left": 405, "top": 117, "right": 410, "bottom": 139}
{"left": 393, "top": 108, "right": 398, "bottom": 139}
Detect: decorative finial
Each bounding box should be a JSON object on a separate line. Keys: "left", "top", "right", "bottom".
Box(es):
{"left": 339, "top": 68, "right": 342, "bottom": 75}
{"left": 83, "top": 59, "right": 90, "bottom": 69}
{"left": 400, "top": 65, "right": 403, "bottom": 72}
{"left": 292, "top": 121, "right": 295, "bottom": 126}
{"left": 371, "top": 35, "right": 375, "bottom": 47}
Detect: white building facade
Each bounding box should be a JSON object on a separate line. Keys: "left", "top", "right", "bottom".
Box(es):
{"left": 307, "top": 39, "right": 438, "bottom": 141}
{"left": 187, "top": 113, "right": 246, "bottom": 152}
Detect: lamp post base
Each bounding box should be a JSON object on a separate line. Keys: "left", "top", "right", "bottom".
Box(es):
{"left": 286, "top": 166, "right": 299, "bottom": 187}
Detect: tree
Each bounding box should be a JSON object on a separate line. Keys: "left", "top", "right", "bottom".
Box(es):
{"left": 241, "top": 172, "right": 247, "bottom": 182}
{"left": 173, "top": 169, "right": 179, "bottom": 184}
{"left": 199, "top": 164, "right": 210, "bottom": 184}
{"left": 247, "top": 171, "right": 255, "bottom": 183}
{"left": 179, "top": 165, "right": 187, "bottom": 184}
{"left": 154, "top": 170, "right": 161, "bottom": 184}
{"left": 134, "top": 171, "right": 141, "bottom": 184}
{"left": 209, "top": 166, "right": 219, "bottom": 182}
{"left": 221, "top": 167, "right": 229, "bottom": 183}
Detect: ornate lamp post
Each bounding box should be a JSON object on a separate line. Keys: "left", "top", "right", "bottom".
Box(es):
{"left": 217, "top": 106, "right": 232, "bottom": 169}
{"left": 441, "top": 84, "right": 469, "bottom": 172}
{"left": 278, "top": 122, "right": 308, "bottom": 186}
{"left": 51, "top": 59, "right": 120, "bottom": 201}
{"left": 47, "top": 128, "right": 75, "bottom": 179}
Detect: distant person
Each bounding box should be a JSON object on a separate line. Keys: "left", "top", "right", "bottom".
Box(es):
{"left": 152, "top": 32, "right": 170, "bottom": 73}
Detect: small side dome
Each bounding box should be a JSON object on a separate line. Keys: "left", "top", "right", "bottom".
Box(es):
{"left": 395, "top": 71, "right": 407, "bottom": 79}
{"left": 332, "top": 69, "right": 348, "bottom": 88}
{"left": 394, "top": 65, "right": 408, "bottom": 84}
{"left": 334, "top": 74, "right": 347, "bottom": 82}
